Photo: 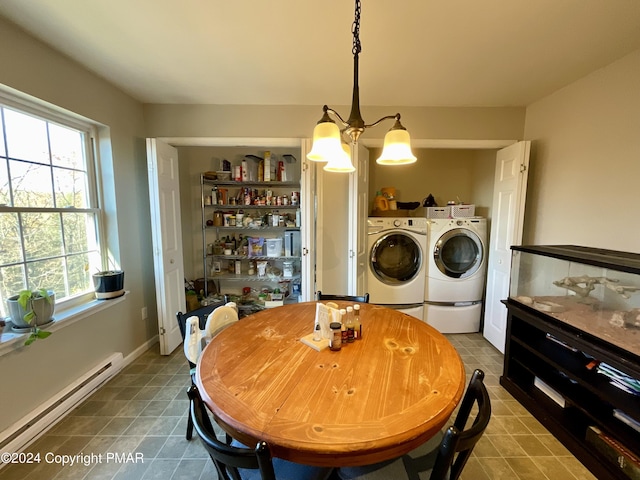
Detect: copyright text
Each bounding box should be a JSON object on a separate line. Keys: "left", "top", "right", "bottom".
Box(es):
{"left": 1, "top": 451, "right": 144, "bottom": 466}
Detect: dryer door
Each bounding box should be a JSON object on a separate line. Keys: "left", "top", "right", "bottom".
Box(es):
{"left": 433, "top": 229, "right": 483, "bottom": 279}
{"left": 370, "top": 232, "right": 422, "bottom": 285}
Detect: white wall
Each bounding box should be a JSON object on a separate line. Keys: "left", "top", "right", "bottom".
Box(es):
{"left": 0, "top": 17, "right": 156, "bottom": 433}
{"left": 523, "top": 49, "right": 640, "bottom": 254}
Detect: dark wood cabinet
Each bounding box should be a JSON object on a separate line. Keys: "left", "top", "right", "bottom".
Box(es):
{"left": 502, "top": 299, "right": 640, "bottom": 480}
{"left": 502, "top": 245, "right": 640, "bottom": 480}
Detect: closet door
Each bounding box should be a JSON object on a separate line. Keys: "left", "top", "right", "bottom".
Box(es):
{"left": 147, "top": 138, "right": 185, "bottom": 355}
{"left": 348, "top": 142, "right": 369, "bottom": 296}
{"left": 483, "top": 141, "right": 530, "bottom": 353}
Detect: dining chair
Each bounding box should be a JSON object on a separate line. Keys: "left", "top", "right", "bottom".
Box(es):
{"left": 316, "top": 291, "right": 370, "bottom": 303}
{"left": 336, "top": 369, "right": 491, "bottom": 480}
{"left": 176, "top": 299, "right": 234, "bottom": 440}
{"left": 188, "top": 385, "right": 335, "bottom": 480}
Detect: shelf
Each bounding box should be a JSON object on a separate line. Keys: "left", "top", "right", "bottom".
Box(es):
{"left": 206, "top": 204, "right": 299, "bottom": 210}
{"left": 209, "top": 273, "right": 301, "bottom": 282}
{"left": 504, "top": 301, "right": 640, "bottom": 480}
{"left": 204, "top": 226, "right": 299, "bottom": 231}
{"left": 207, "top": 255, "right": 300, "bottom": 261}
{"left": 204, "top": 179, "right": 300, "bottom": 188}
{"left": 200, "top": 161, "right": 305, "bottom": 300}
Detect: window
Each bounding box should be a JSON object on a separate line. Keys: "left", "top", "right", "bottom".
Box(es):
{"left": 0, "top": 99, "right": 102, "bottom": 318}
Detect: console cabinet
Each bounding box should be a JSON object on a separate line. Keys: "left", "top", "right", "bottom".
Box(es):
{"left": 502, "top": 245, "right": 640, "bottom": 480}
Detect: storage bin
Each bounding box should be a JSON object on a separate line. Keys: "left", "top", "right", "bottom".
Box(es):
{"left": 425, "top": 206, "right": 451, "bottom": 219}
{"left": 265, "top": 238, "right": 283, "bottom": 257}
{"left": 451, "top": 204, "right": 476, "bottom": 217}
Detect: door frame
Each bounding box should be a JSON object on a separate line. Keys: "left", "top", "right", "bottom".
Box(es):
{"left": 150, "top": 137, "right": 314, "bottom": 347}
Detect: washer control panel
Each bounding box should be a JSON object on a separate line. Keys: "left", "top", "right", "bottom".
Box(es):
{"left": 368, "top": 217, "right": 427, "bottom": 234}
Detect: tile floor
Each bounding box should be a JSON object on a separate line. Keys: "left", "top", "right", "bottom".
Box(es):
{"left": 0, "top": 333, "right": 597, "bottom": 480}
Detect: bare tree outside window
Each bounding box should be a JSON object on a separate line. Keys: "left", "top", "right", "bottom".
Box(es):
{"left": 0, "top": 105, "right": 102, "bottom": 318}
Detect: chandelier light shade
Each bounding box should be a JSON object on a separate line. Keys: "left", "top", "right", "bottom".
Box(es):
{"left": 377, "top": 122, "right": 417, "bottom": 165}
{"left": 324, "top": 143, "right": 355, "bottom": 173}
{"left": 307, "top": 120, "right": 342, "bottom": 162}
{"left": 307, "top": 0, "right": 416, "bottom": 171}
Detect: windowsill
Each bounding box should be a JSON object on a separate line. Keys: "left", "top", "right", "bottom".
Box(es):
{"left": 0, "top": 291, "right": 129, "bottom": 357}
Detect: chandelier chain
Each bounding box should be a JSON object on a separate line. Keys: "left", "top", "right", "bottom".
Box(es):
{"left": 352, "top": 0, "right": 362, "bottom": 56}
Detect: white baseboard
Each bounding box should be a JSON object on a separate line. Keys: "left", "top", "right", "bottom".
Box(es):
{"left": 0, "top": 335, "right": 159, "bottom": 461}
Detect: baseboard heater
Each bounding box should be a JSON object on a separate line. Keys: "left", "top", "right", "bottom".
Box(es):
{"left": 0, "top": 352, "right": 124, "bottom": 457}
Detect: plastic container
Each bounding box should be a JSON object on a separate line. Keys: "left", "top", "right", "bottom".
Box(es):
{"left": 374, "top": 192, "right": 389, "bottom": 211}
{"left": 265, "top": 238, "right": 283, "bottom": 257}
{"left": 451, "top": 204, "right": 476, "bottom": 217}
{"left": 283, "top": 260, "right": 294, "bottom": 278}
{"left": 426, "top": 206, "right": 451, "bottom": 219}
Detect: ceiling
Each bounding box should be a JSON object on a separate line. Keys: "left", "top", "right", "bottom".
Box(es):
{"left": 2, "top": 0, "right": 640, "bottom": 107}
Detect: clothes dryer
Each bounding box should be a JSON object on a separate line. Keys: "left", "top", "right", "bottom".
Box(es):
{"left": 424, "top": 217, "right": 487, "bottom": 333}
{"left": 367, "top": 217, "right": 427, "bottom": 321}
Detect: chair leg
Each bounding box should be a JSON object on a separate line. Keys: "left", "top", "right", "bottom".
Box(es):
{"left": 186, "top": 410, "right": 194, "bottom": 440}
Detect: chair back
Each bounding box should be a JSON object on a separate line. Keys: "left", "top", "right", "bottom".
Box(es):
{"left": 177, "top": 304, "right": 219, "bottom": 369}
{"left": 317, "top": 291, "right": 370, "bottom": 303}
{"left": 188, "top": 385, "right": 276, "bottom": 480}
{"left": 430, "top": 369, "right": 491, "bottom": 480}
{"left": 204, "top": 303, "right": 239, "bottom": 338}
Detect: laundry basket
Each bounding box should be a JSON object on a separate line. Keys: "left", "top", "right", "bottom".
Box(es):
{"left": 451, "top": 204, "right": 476, "bottom": 217}
{"left": 425, "top": 207, "right": 451, "bottom": 219}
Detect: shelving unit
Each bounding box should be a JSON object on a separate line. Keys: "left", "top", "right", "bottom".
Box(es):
{"left": 199, "top": 160, "right": 304, "bottom": 310}
{"left": 501, "top": 245, "right": 640, "bottom": 480}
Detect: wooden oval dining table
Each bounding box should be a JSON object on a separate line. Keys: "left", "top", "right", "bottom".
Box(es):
{"left": 195, "top": 301, "right": 466, "bottom": 467}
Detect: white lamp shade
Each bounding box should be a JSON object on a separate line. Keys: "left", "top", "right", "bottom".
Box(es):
{"left": 307, "top": 122, "right": 343, "bottom": 162}
{"left": 323, "top": 143, "right": 355, "bottom": 173}
{"left": 376, "top": 128, "right": 417, "bottom": 165}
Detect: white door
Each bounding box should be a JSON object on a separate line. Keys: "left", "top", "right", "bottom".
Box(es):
{"left": 147, "top": 138, "right": 185, "bottom": 355}
{"left": 300, "top": 139, "right": 315, "bottom": 302}
{"left": 348, "top": 142, "right": 369, "bottom": 296}
{"left": 483, "top": 141, "right": 530, "bottom": 352}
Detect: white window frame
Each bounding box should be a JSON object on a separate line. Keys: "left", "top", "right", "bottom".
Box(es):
{"left": 0, "top": 86, "right": 118, "bottom": 352}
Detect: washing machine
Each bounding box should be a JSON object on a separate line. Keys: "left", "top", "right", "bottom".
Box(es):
{"left": 424, "top": 217, "right": 487, "bottom": 333}
{"left": 367, "top": 217, "right": 427, "bottom": 321}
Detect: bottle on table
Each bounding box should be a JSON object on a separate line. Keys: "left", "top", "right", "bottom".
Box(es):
{"left": 313, "top": 320, "right": 322, "bottom": 342}
{"left": 329, "top": 322, "right": 342, "bottom": 351}
{"left": 339, "top": 309, "right": 348, "bottom": 345}
{"left": 346, "top": 306, "right": 355, "bottom": 343}
{"left": 353, "top": 304, "right": 362, "bottom": 340}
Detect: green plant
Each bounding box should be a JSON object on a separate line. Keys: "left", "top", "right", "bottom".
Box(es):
{"left": 17, "top": 289, "right": 53, "bottom": 345}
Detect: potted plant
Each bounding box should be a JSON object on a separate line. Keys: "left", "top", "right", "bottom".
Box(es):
{"left": 92, "top": 270, "right": 124, "bottom": 299}
{"left": 6, "top": 289, "right": 55, "bottom": 345}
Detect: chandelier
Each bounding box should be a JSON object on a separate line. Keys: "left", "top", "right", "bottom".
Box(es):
{"left": 307, "top": 0, "right": 416, "bottom": 172}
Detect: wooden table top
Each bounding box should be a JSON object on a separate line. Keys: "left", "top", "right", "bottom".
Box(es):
{"left": 195, "top": 302, "right": 465, "bottom": 467}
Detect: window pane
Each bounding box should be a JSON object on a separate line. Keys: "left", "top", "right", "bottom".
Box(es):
{"left": 22, "top": 212, "right": 63, "bottom": 261}
{"left": 0, "top": 264, "right": 27, "bottom": 318}
{"left": 54, "top": 166, "right": 89, "bottom": 208}
{"left": 49, "top": 123, "right": 85, "bottom": 170}
{"left": 27, "top": 257, "right": 66, "bottom": 294}
{"left": 0, "top": 159, "right": 10, "bottom": 206}
{"left": 4, "top": 109, "right": 50, "bottom": 164}
{"left": 67, "top": 253, "right": 92, "bottom": 295}
{"left": 0, "top": 98, "right": 102, "bottom": 309}
{"left": 0, "top": 111, "right": 5, "bottom": 156}
{"left": 63, "top": 212, "right": 97, "bottom": 254}
{"left": 0, "top": 212, "right": 23, "bottom": 264}
{"left": 10, "top": 160, "right": 55, "bottom": 208}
